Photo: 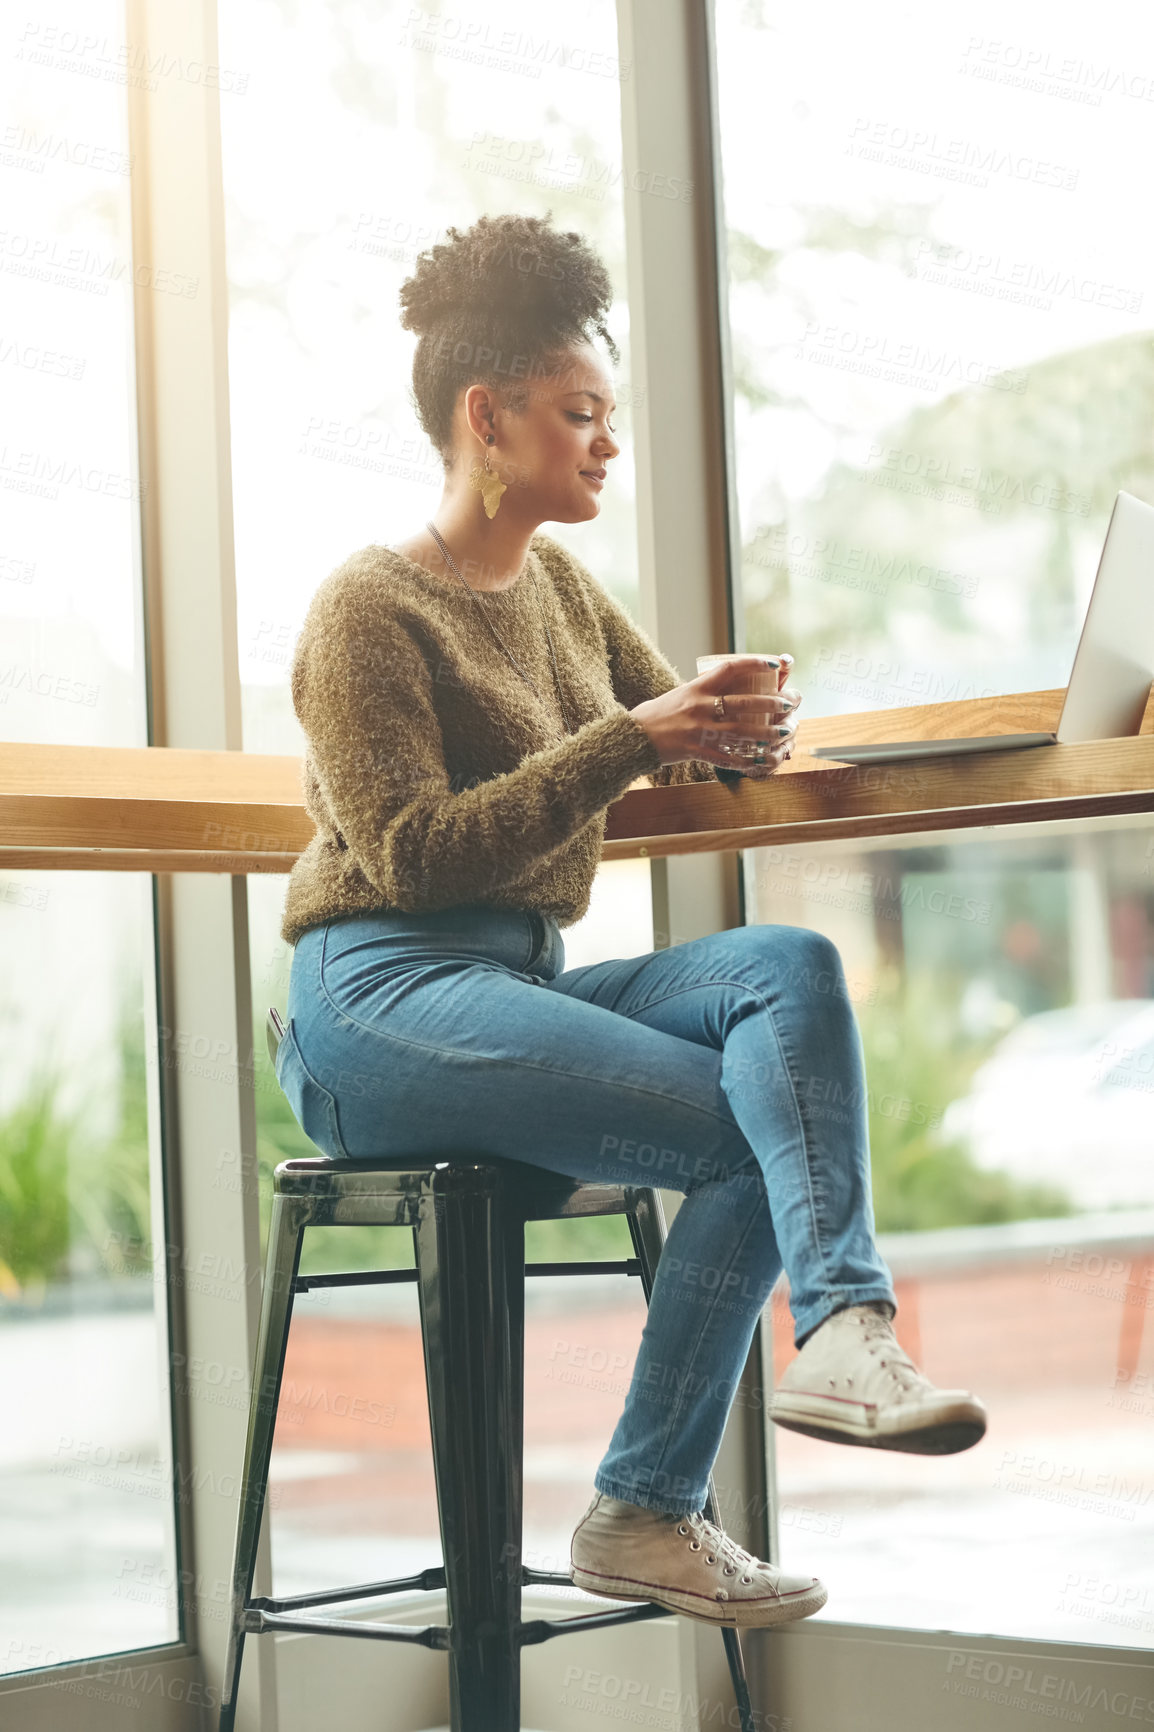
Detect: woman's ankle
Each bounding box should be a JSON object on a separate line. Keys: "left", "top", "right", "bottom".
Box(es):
{"left": 796, "top": 1296, "right": 895, "bottom": 1349}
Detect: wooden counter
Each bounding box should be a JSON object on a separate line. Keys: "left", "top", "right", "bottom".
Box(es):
{"left": 2, "top": 688, "right": 1153, "bottom": 874}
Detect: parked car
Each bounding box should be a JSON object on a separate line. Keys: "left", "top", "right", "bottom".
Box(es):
{"left": 940, "top": 999, "right": 1154, "bottom": 1211}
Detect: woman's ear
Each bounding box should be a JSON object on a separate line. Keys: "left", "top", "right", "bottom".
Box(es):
{"left": 463, "top": 382, "right": 497, "bottom": 443}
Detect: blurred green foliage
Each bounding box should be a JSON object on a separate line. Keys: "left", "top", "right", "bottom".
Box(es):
{"left": 856, "top": 979, "right": 1071, "bottom": 1234}
{"left": 0, "top": 979, "right": 152, "bottom": 1300}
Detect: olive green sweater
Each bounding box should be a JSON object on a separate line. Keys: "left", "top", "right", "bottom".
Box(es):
{"left": 281, "top": 531, "right": 729, "bottom": 946}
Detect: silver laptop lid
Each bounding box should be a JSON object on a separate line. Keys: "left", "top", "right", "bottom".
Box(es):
{"left": 1056, "top": 490, "right": 1154, "bottom": 744}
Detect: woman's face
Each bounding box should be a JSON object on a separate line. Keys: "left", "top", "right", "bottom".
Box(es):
{"left": 465, "top": 341, "right": 621, "bottom": 526}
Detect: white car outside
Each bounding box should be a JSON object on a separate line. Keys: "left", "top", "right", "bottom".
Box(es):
{"left": 940, "top": 999, "right": 1154, "bottom": 1212}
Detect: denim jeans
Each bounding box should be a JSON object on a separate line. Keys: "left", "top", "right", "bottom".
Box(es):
{"left": 280, "top": 904, "right": 896, "bottom": 1516}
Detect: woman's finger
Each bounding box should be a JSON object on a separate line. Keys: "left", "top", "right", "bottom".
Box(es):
{"left": 719, "top": 731, "right": 793, "bottom": 777}
{"left": 719, "top": 689, "right": 799, "bottom": 723}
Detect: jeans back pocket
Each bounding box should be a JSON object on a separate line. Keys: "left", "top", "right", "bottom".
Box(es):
{"left": 274, "top": 1016, "right": 349, "bottom": 1159}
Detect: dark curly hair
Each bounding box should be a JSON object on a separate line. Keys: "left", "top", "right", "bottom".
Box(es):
{"left": 399, "top": 211, "right": 620, "bottom": 465}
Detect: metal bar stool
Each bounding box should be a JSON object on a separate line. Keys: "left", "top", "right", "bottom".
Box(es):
{"left": 217, "top": 1007, "right": 757, "bottom": 1732}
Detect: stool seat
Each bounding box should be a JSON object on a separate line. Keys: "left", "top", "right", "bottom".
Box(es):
{"left": 273, "top": 1150, "right": 651, "bottom": 1229}
{"left": 216, "top": 1009, "right": 757, "bottom": 1731}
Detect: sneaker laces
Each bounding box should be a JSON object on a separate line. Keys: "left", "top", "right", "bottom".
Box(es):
{"left": 850, "top": 1305, "right": 926, "bottom": 1398}
{"left": 678, "top": 1511, "right": 769, "bottom": 1584}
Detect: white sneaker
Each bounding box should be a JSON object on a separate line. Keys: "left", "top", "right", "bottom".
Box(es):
{"left": 570, "top": 1492, "right": 827, "bottom": 1628}
{"left": 768, "top": 1303, "right": 987, "bottom": 1454}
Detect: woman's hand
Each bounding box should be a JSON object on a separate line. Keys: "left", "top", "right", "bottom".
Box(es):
{"left": 630, "top": 653, "right": 800, "bottom": 776}
{"left": 741, "top": 652, "right": 796, "bottom": 779}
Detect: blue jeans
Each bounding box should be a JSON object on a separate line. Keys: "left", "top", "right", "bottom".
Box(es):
{"left": 280, "top": 905, "right": 896, "bottom": 1517}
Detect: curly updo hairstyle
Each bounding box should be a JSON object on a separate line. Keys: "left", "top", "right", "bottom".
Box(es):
{"left": 399, "top": 211, "right": 620, "bottom": 466}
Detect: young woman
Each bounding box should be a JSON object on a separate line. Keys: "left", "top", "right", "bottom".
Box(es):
{"left": 277, "top": 211, "right": 987, "bottom": 1631}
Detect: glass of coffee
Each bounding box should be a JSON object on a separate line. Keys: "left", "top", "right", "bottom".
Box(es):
{"left": 693, "top": 651, "right": 783, "bottom": 772}
{"left": 696, "top": 653, "right": 783, "bottom": 761}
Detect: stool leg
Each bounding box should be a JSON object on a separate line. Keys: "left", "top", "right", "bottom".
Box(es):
{"left": 218, "top": 1193, "right": 310, "bottom": 1732}
{"left": 414, "top": 1168, "right": 525, "bottom": 1732}
{"left": 627, "top": 1189, "right": 757, "bottom": 1732}
{"left": 713, "top": 1616, "right": 755, "bottom": 1731}
{"left": 624, "top": 1185, "right": 667, "bottom": 1301}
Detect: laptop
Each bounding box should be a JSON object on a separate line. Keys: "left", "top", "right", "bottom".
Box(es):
{"left": 809, "top": 489, "right": 1154, "bottom": 765}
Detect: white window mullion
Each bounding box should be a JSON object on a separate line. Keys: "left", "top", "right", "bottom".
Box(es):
{"left": 123, "top": 0, "right": 276, "bottom": 1726}
{"left": 616, "top": 0, "right": 771, "bottom": 1584}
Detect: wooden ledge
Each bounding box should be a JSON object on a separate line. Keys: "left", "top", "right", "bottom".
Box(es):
{"left": 2, "top": 688, "right": 1152, "bottom": 873}
{"left": 604, "top": 736, "right": 1154, "bottom": 860}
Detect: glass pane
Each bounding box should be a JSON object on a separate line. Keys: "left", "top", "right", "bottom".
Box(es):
{"left": 0, "top": 0, "right": 145, "bottom": 750}
{"left": 220, "top": 0, "right": 647, "bottom": 1596}
{"left": 0, "top": 0, "right": 176, "bottom": 1675}
{"left": 748, "top": 819, "right": 1154, "bottom": 1645}
{"left": 714, "top": 0, "right": 1154, "bottom": 1649}
{"left": 0, "top": 874, "right": 177, "bottom": 1672}
{"left": 714, "top": 0, "right": 1154, "bottom": 718}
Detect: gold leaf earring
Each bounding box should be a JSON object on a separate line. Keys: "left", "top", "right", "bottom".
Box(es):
{"left": 469, "top": 434, "right": 506, "bottom": 520}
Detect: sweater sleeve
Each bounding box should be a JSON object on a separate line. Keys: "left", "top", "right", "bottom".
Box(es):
{"left": 568, "top": 552, "right": 745, "bottom": 788}
{"left": 292, "top": 575, "right": 665, "bottom": 911}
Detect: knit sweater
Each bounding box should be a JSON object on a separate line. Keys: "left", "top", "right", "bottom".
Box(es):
{"left": 280, "top": 531, "right": 734, "bottom": 946}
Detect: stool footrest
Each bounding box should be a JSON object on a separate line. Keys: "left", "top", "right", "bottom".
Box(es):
{"left": 526, "top": 1259, "right": 642, "bottom": 1278}
{"left": 293, "top": 1268, "right": 417, "bottom": 1292}
{"left": 243, "top": 1607, "right": 450, "bottom": 1648}
{"left": 519, "top": 1602, "right": 673, "bottom": 1646}
{"left": 248, "top": 1567, "right": 446, "bottom": 1614}
{"left": 522, "top": 1567, "right": 573, "bottom": 1587}
{"left": 245, "top": 1565, "right": 650, "bottom": 1611}
{"left": 241, "top": 1599, "right": 670, "bottom": 1651}
{"left": 292, "top": 1258, "right": 642, "bottom": 1294}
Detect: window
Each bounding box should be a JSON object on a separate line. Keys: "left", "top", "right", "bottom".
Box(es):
{"left": 0, "top": 0, "right": 178, "bottom": 1675}
{"left": 713, "top": 0, "right": 1154, "bottom": 717}
{"left": 749, "top": 821, "right": 1154, "bottom": 1646}
{"left": 714, "top": 0, "right": 1154, "bottom": 1646}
